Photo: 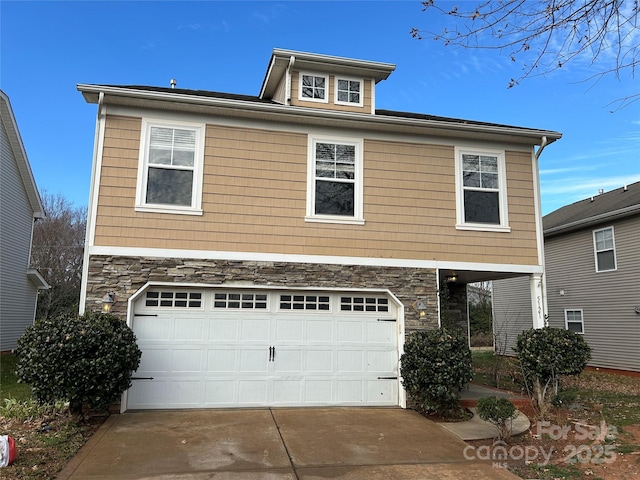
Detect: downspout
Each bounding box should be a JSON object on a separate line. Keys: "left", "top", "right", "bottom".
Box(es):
{"left": 285, "top": 55, "right": 295, "bottom": 105}
{"left": 79, "top": 91, "right": 105, "bottom": 315}
{"left": 533, "top": 135, "right": 549, "bottom": 326}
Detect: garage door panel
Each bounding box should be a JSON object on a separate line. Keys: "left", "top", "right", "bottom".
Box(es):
{"left": 171, "top": 349, "right": 203, "bottom": 372}
{"left": 241, "top": 318, "right": 270, "bottom": 342}
{"left": 367, "top": 379, "right": 398, "bottom": 403}
{"left": 170, "top": 380, "right": 203, "bottom": 406}
{"left": 130, "top": 290, "right": 400, "bottom": 409}
{"left": 209, "top": 318, "right": 239, "bottom": 342}
{"left": 305, "top": 349, "right": 333, "bottom": 372}
{"left": 135, "top": 317, "right": 172, "bottom": 342}
{"left": 306, "top": 319, "right": 334, "bottom": 342}
{"left": 138, "top": 348, "right": 172, "bottom": 373}
{"left": 366, "top": 322, "right": 396, "bottom": 344}
{"left": 337, "top": 321, "right": 364, "bottom": 343}
{"left": 273, "top": 379, "right": 303, "bottom": 403}
{"left": 238, "top": 379, "right": 268, "bottom": 404}
{"left": 337, "top": 350, "right": 365, "bottom": 372}
{"left": 206, "top": 349, "right": 237, "bottom": 372}
{"left": 205, "top": 380, "right": 236, "bottom": 404}
{"left": 275, "top": 319, "right": 304, "bottom": 342}
{"left": 337, "top": 380, "right": 363, "bottom": 402}
{"left": 366, "top": 350, "right": 398, "bottom": 373}
{"left": 273, "top": 349, "right": 303, "bottom": 373}
{"left": 239, "top": 349, "right": 269, "bottom": 372}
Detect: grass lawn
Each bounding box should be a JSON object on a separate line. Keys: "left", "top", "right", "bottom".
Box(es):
{"left": 0, "top": 354, "right": 105, "bottom": 480}
{"left": 0, "top": 353, "right": 32, "bottom": 401}
{"left": 471, "top": 350, "right": 640, "bottom": 479}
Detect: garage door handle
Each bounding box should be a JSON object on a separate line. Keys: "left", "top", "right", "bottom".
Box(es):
{"left": 377, "top": 376, "right": 398, "bottom": 380}
{"left": 269, "top": 346, "right": 275, "bottom": 362}
{"left": 131, "top": 377, "right": 154, "bottom": 380}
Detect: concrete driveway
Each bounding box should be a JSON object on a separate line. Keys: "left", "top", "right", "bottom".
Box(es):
{"left": 58, "top": 408, "right": 520, "bottom": 480}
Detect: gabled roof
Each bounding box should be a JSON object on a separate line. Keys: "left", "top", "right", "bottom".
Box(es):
{"left": 0, "top": 90, "right": 45, "bottom": 219}
{"left": 78, "top": 84, "right": 561, "bottom": 146}
{"left": 544, "top": 181, "right": 640, "bottom": 237}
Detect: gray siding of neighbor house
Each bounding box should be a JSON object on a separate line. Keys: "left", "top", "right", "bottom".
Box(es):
{"left": 492, "top": 276, "right": 533, "bottom": 355}
{"left": 545, "top": 216, "right": 640, "bottom": 372}
{"left": 0, "top": 117, "right": 38, "bottom": 351}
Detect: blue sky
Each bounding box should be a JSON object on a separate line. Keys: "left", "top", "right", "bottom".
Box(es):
{"left": 2, "top": 1, "right": 638, "bottom": 215}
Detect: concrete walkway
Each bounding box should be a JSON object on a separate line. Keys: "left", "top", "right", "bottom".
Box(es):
{"left": 58, "top": 408, "right": 521, "bottom": 480}
{"left": 442, "top": 383, "right": 531, "bottom": 441}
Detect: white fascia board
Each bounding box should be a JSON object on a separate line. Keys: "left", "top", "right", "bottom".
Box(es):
{"left": 76, "top": 84, "right": 561, "bottom": 146}
{"left": 27, "top": 269, "right": 49, "bottom": 289}
{"left": 88, "top": 245, "right": 544, "bottom": 276}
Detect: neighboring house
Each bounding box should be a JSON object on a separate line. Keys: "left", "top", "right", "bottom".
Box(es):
{"left": 77, "top": 48, "right": 561, "bottom": 410}
{"left": 0, "top": 90, "right": 48, "bottom": 352}
{"left": 494, "top": 182, "right": 640, "bottom": 372}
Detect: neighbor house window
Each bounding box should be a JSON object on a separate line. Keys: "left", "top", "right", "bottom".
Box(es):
{"left": 136, "top": 119, "right": 205, "bottom": 215}
{"left": 335, "top": 77, "right": 363, "bottom": 106}
{"left": 299, "top": 73, "right": 328, "bottom": 103}
{"left": 565, "top": 309, "right": 584, "bottom": 334}
{"left": 593, "top": 226, "right": 617, "bottom": 272}
{"left": 306, "top": 135, "right": 364, "bottom": 224}
{"left": 455, "top": 147, "right": 509, "bottom": 231}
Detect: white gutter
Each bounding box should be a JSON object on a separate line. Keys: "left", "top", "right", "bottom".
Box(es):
{"left": 535, "top": 135, "right": 549, "bottom": 160}
{"left": 532, "top": 136, "right": 550, "bottom": 326}
{"left": 77, "top": 84, "right": 562, "bottom": 144}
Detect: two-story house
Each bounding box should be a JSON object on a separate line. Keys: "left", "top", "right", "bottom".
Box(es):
{"left": 494, "top": 182, "right": 640, "bottom": 372}
{"left": 78, "top": 49, "right": 561, "bottom": 410}
{"left": 0, "top": 90, "right": 48, "bottom": 352}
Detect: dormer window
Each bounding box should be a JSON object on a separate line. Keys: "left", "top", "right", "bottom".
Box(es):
{"left": 335, "top": 77, "right": 363, "bottom": 106}
{"left": 300, "top": 73, "right": 328, "bottom": 103}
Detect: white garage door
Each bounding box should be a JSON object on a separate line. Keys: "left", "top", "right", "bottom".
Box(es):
{"left": 127, "top": 288, "right": 400, "bottom": 409}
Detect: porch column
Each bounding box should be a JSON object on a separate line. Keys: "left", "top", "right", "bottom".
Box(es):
{"left": 529, "top": 273, "right": 547, "bottom": 328}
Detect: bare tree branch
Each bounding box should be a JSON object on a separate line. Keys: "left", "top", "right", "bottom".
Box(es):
{"left": 412, "top": 0, "right": 639, "bottom": 95}
{"left": 31, "top": 192, "right": 87, "bottom": 320}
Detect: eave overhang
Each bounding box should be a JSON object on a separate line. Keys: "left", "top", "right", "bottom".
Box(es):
{"left": 0, "top": 90, "right": 45, "bottom": 219}
{"left": 259, "top": 48, "right": 396, "bottom": 99}
{"left": 544, "top": 204, "right": 640, "bottom": 238}
{"left": 77, "top": 84, "right": 561, "bottom": 146}
{"left": 27, "top": 269, "right": 49, "bottom": 290}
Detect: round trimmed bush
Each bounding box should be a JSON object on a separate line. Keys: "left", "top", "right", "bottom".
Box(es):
{"left": 15, "top": 311, "right": 142, "bottom": 414}
{"left": 400, "top": 328, "right": 472, "bottom": 416}
{"left": 477, "top": 396, "right": 517, "bottom": 440}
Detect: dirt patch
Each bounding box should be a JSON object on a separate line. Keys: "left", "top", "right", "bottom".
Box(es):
{"left": 0, "top": 414, "right": 105, "bottom": 480}
{"left": 464, "top": 404, "right": 640, "bottom": 480}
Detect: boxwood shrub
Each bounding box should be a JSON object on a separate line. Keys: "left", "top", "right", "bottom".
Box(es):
{"left": 400, "top": 328, "right": 472, "bottom": 417}
{"left": 15, "top": 311, "right": 141, "bottom": 415}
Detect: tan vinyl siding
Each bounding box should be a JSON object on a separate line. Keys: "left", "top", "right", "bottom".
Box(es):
{"left": 290, "top": 71, "right": 372, "bottom": 113}
{"left": 545, "top": 216, "right": 640, "bottom": 372}
{"left": 94, "top": 115, "right": 540, "bottom": 265}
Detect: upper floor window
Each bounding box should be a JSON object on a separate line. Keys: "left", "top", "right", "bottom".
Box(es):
{"left": 593, "top": 226, "right": 616, "bottom": 272}
{"left": 300, "top": 73, "right": 328, "bottom": 103}
{"left": 565, "top": 309, "right": 584, "bottom": 334}
{"left": 136, "top": 119, "right": 205, "bottom": 215}
{"left": 306, "top": 135, "right": 364, "bottom": 225}
{"left": 454, "top": 147, "right": 509, "bottom": 232}
{"left": 335, "top": 77, "right": 363, "bottom": 106}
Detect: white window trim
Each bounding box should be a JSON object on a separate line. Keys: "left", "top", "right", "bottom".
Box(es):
{"left": 306, "top": 134, "right": 364, "bottom": 225}
{"left": 135, "top": 118, "right": 205, "bottom": 215}
{"left": 593, "top": 226, "right": 617, "bottom": 272}
{"left": 454, "top": 146, "right": 510, "bottom": 232}
{"left": 298, "top": 71, "right": 329, "bottom": 104}
{"left": 334, "top": 75, "right": 364, "bottom": 107}
{"left": 564, "top": 309, "right": 585, "bottom": 334}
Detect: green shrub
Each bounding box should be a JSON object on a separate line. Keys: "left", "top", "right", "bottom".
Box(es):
{"left": 514, "top": 327, "right": 591, "bottom": 418}
{"left": 476, "top": 396, "right": 517, "bottom": 440}
{"left": 400, "top": 328, "right": 473, "bottom": 417}
{"left": 15, "top": 311, "right": 142, "bottom": 415}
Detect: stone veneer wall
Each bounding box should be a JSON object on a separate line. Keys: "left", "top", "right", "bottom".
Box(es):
{"left": 85, "top": 255, "right": 439, "bottom": 331}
